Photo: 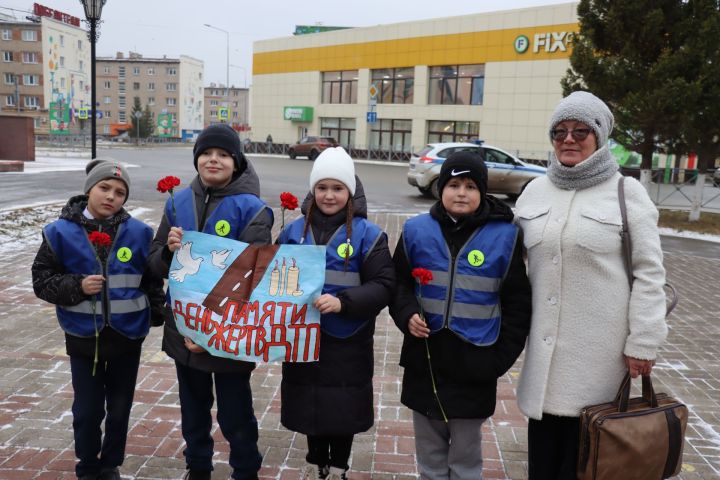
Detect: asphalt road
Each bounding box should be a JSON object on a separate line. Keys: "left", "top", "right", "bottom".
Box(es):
{"left": 1, "top": 147, "right": 718, "bottom": 257}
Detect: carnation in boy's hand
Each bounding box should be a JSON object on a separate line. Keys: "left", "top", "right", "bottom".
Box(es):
{"left": 157, "top": 176, "right": 181, "bottom": 193}
{"left": 88, "top": 231, "right": 112, "bottom": 248}
{"left": 411, "top": 268, "right": 433, "bottom": 286}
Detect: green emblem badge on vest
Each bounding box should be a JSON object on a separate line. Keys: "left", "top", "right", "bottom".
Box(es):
{"left": 337, "top": 242, "right": 354, "bottom": 259}
{"left": 215, "top": 220, "right": 231, "bottom": 237}
{"left": 467, "top": 249, "right": 485, "bottom": 267}
{"left": 116, "top": 247, "right": 133, "bottom": 262}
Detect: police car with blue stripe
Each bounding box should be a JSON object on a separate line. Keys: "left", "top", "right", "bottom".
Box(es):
{"left": 407, "top": 141, "right": 547, "bottom": 199}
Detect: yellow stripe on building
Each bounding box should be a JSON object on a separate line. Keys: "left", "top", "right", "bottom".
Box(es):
{"left": 253, "top": 23, "right": 578, "bottom": 75}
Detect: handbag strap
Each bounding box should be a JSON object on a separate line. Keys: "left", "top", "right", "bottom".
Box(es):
{"left": 614, "top": 372, "right": 659, "bottom": 412}
{"left": 617, "top": 177, "right": 678, "bottom": 316}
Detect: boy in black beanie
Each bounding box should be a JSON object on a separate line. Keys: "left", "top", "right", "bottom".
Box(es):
{"left": 147, "top": 123, "right": 273, "bottom": 480}
{"left": 390, "top": 150, "right": 532, "bottom": 480}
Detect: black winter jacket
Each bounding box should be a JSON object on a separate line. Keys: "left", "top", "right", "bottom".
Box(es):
{"left": 147, "top": 162, "right": 273, "bottom": 373}
{"left": 280, "top": 179, "right": 395, "bottom": 435}
{"left": 390, "top": 195, "right": 532, "bottom": 420}
{"left": 32, "top": 195, "right": 165, "bottom": 359}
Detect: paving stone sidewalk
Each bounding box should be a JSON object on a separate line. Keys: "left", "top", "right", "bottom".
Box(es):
{"left": 0, "top": 201, "right": 718, "bottom": 479}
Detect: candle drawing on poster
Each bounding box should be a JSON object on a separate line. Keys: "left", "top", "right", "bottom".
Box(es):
{"left": 168, "top": 231, "right": 326, "bottom": 363}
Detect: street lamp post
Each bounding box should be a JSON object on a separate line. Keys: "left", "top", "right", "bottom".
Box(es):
{"left": 80, "top": 0, "right": 107, "bottom": 160}
{"left": 204, "top": 24, "right": 229, "bottom": 123}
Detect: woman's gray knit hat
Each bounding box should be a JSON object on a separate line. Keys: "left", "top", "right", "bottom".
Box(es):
{"left": 549, "top": 91, "right": 614, "bottom": 148}
{"left": 84, "top": 158, "right": 130, "bottom": 203}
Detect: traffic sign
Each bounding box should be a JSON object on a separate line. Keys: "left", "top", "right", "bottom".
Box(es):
{"left": 218, "top": 107, "right": 228, "bottom": 121}
{"left": 366, "top": 111, "right": 377, "bottom": 123}
{"left": 77, "top": 107, "right": 89, "bottom": 120}
{"left": 369, "top": 83, "right": 378, "bottom": 99}
{"left": 96, "top": 111, "right": 103, "bottom": 119}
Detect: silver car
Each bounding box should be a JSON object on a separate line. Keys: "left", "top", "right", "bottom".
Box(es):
{"left": 407, "top": 142, "right": 547, "bottom": 199}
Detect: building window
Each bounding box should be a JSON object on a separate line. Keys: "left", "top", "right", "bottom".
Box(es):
{"left": 21, "top": 52, "right": 38, "bottom": 64}
{"left": 103, "top": 66, "right": 110, "bottom": 74}
{"left": 148, "top": 97, "right": 155, "bottom": 105}
{"left": 147, "top": 67, "right": 155, "bottom": 75}
{"left": 371, "top": 68, "right": 414, "bottom": 104}
{"left": 118, "top": 66, "right": 125, "bottom": 77}
{"left": 21, "top": 30, "right": 37, "bottom": 42}
{"left": 133, "top": 82, "right": 140, "bottom": 90}
{"left": 60, "top": 77, "right": 65, "bottom": 88}
{"left": 24, "top": 96, "right": 39, "bottom": 108}
{"left": 104, "top": 96, "right": 111, "bottom": 104}
{"left": 118, "top": 96, "right": 126, "bottom": 108}
{"left": 118, "top": 81, "right": 126, "bottom": 93}
{"left": 429, "top": 65, "right": 485, "bottom": 105}
{"left": 166, "top": 83, "right": 177, "bottom": 91}
{"left": 210, "top": 99, "right": 218, "bottom": 106}
{"left": 166, "top": 67, "right": 177, "bottom": 75}
{"left": 2, "top": 51, "right": 12, "bottom": 62}
{"left": 321, "top": 71, "right": 358, "bottom": 104}
{"left": 132, "top": 67, "right": 140, "bottom": 75}
{"left": 59, "top": 56, "right": 65, "bottom": 67}
{"left": 79, "top": 60, "right": 84, "bottom": 70}
{"left": 119, "top": 111, "right": 126, "bottom": 123}
{"left": 103, "top": 125, "right": 110, "bottom": 134}
{"left": 77, "top": 40, "right": 82, "bottom": 50}
{"left": 79, "top": 80, "right": 84, "bottom": 90}
{"left": 59, "top": 35, "right": 64, "bottom": 46}
{"left": 103, "top": 80, "right": 111, "bottom": 89}
{"left": 167, "top": 97, "right": 176, "bottom": 106}
{"left": 3, "top": 73, "right": 14, "bottom": 84}
{"left": 23, "top": 74, "right": 38, "bottom": 86}
{"left": 210, "top": 110, "right": 217, "bottom": 118}
{"left": 427, "top": 120, "right": 480, "bottom": 143}
{"left": 320, "top": 117, "right": 356, "bottom": 147}
{"left": 1, "top": 30, "right": 11, "bottom": 41}
{"left": 6, "top": 95, "right": 16, "bottom": 106}
{"left": 370, "top": 119, "right": 412, "bottom": 152}
{"left": 105, "top": 111, "right": 111, "bottom": 118}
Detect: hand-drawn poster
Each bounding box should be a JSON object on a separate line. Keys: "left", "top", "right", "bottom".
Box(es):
{"left": 168, "top": 231, "right": 326, "bottom": 363}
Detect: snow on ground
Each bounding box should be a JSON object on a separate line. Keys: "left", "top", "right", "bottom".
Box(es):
{"left": 4, "top": 156, "right": 139, "bottom": 175}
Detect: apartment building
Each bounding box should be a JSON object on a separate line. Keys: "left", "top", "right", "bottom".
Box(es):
{"left": 96, "top": 52, "right": 204, "bottom": 139}
{"left": 203, "top": 84, "right": 249, "bottom": 129}
{"left": 0, "top": 5, "right": 90, "bottom": 134}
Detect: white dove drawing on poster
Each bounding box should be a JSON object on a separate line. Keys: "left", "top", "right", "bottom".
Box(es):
{"left": 170, "top": 242, "right": 204, "bottom": 282}
{"left": 210, "top": 249, "right": 231, "bottom": 270}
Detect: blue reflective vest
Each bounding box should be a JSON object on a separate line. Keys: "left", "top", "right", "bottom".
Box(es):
{"left": 279, "top": 216, "right": 384, "bottom": 338}
{"left": 402, "top": 214, "right": 518, "bottom": 346}
{"left": 43, "top": 218, "right": 153, "bottom": 339}
{"left": 166, "top": 187, "right": 272, "bottom": 239}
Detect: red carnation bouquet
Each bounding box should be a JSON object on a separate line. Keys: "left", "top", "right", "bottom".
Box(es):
{"left": 88, "top": 230, "right": 111, "bottom": 375}
{"left": 280, "top": 191, "right": 299, "bottom": 230}
{"left": 157, "top": 176, "right": 181, "bottom": 218}
{"left": 411, "top": 267, "right": 447, "bottom": 422}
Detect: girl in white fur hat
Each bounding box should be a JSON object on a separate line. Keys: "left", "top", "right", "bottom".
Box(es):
{"left": 277, "top": 147, "right": 395, "bottom": 480}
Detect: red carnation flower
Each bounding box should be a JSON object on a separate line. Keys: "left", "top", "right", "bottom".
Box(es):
{"left": 157, "top": 175, "right": 181, "bottom": 193}
{"left": 411, "top": 267, "right": 433, "bottom": 286}
{"left": 88, "top": 231, "right": 112, "bottom": 248}
{"left": 280, "top": 191, "right": 299, "bottom": 211}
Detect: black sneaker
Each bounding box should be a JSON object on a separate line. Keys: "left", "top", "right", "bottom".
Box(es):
{"left": 183, "top": 470, "right": 212, "bottom": 480}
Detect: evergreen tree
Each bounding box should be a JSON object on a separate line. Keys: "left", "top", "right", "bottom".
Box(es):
{"left": 561, "top": 0, "right": 687, "bottom": 169}
{"left": 129, "top": 97, "right": 154, "bottom": 140}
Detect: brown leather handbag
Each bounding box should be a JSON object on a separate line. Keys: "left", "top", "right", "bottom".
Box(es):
{"left": 577, "top": 373, "right": 688, "bottom": 480}
{"left": 576, "top": 177, "right": 686, "bottom": 479}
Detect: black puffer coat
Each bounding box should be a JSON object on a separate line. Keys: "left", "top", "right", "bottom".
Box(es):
{"left": 32, "top": 195, "right": 165, "bottom": 359}
{"left": 147, "top": 162, "right": 273, "bottom": 373}
{"left": 279, "top": 179, "right": 395, "bottom": 435}
{"left": 390, "top": 195, "right": 532, "bottom": 420}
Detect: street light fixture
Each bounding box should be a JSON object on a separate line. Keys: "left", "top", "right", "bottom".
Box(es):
{"left": 79, "top": 0, "right": 107, "bottom": 159}
{"left": 204, "top": 23, "right": 230, "bottom": 123}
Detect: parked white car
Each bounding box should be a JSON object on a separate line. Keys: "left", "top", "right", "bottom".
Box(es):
{"left": 407, "top": 142, "right": 547, "bottom": 199}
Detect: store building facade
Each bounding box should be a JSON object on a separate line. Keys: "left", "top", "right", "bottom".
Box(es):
{"left": 250, "top": 2, "right": 579, "bottom": 160}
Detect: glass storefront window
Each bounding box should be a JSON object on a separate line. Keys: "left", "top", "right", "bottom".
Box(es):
{"left": 428, "top": 64, "right": 485, "bottom": 105}
{"left": 371, "top": 67, "right": 414, "bottom": 104}
{"left": 322, "top": 71, "right": 358, "bottom": 104}
{"left": 427, "top": 120, "right": 479, "bottom": 143}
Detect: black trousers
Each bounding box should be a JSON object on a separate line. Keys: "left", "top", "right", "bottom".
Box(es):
{"left": 306, "top": 434, "right": 354, "bottom": 471}
{"left": 175, "top": 362, "right": 262, "bottom": 480}
{"left": 528, "top": 414, "right": 580, "bottom": 480}
{"left": 70, "top": 352, "right": 140, "bottom": 477}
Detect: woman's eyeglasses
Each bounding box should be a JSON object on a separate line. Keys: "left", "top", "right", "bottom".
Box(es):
{"left": 551, "top": 128, "right": 592, "bottom": 142}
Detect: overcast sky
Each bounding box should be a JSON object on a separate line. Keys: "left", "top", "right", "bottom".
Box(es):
{"left": 1, "top": 0, "right": 573, "bottom": 87}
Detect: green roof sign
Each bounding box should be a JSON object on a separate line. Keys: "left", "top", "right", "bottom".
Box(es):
{"left": 284, "top": 106, "right": 313, "bottom": 122}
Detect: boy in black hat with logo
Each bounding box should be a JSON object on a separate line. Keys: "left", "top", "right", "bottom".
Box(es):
{"left": 32, "top": 158, "right": 164, "bottom": 480}
{"left": 147, "top": 123, "right": 273, "bottom": 480}
{"left": 390, "top": 151, "right": 532, "bottom": 480}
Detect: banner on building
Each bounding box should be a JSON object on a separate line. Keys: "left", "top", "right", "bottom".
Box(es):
{"left": 49, "top": 101, "right": 70, "bottom": 134}
{"left": 157, "top": 112, "right": 173, "bottom": 137}
{"left": 168, "top": 231, "right": 326, "bottom": 363}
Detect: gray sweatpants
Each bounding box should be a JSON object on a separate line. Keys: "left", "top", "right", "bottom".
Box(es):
{"left": 413, "top": 411, "right": 486, "bottom": 480}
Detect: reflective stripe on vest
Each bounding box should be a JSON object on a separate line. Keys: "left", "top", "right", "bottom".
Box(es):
{"left": 279, "top": 216, "right": 383, "bottom": 338}
{"left": 168, "top": 187, "right": 272, "bottom": 240}
{"left": 403, "top": 214, "right": 517, "bottom": 346}
{"left": 43, "top": 218, "right": 152, "bottom": 339}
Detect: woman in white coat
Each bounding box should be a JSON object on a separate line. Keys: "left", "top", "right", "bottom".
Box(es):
{"left": 514, "top": 91, "right": 668, "bottom": 480}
